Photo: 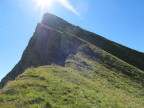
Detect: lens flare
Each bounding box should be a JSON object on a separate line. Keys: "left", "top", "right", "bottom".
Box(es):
{"left": 35, "top": 0, "right": 53, "bottom": 9}
{"left": 33, "top": 0, "right": 80, "bottom": 16}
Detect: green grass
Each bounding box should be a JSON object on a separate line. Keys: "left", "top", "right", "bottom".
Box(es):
{"left": 0, "top": 43, "right": 144, "bottom": 108}
{"left": 1, "top": 13, "right": 144, "bottom": 108}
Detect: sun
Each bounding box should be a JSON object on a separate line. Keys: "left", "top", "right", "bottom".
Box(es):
{"left": 35, "top": 0, "right": 53, "bottom": 9}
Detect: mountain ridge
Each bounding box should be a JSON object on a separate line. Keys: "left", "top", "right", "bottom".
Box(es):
{"left": 0, "top": 13, "right": 144, "bottom": 89}
{"left": 41, "top": 13, "right": 144, "bottom": 70}
{"left": 0, "top": 13, "right": 144, "bottom": 107}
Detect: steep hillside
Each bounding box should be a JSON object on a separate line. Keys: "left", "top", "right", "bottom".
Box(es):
{"left": 0, "top": 13, "right": 144, "bottom": 108}
{"left": 0, "top": 13, "right": 144, "bottom": 89}
{"left": 0, "top": 42, "right": 144, "bottom": 107}
{"left": 42, "top": 13, "right": 144, "bottom": 71}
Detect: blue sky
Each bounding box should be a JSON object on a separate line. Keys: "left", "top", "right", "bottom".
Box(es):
{"left": 0, "top": 0, "right": 144, "bottom": 81}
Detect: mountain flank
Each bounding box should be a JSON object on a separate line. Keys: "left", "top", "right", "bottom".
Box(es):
{"left": 0, "top": 13, "right": 144, "bottom": 108}
{"left": 1, "top": 13, "right": 144, "bottom": 89}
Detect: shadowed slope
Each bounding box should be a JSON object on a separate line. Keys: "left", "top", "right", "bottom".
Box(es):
{"left": 42, "top": 13, "right": 144, "bottom": 71}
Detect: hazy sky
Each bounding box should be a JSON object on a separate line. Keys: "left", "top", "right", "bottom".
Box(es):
{"left": 0, "top": 0, "right": 144, "bottom": 81}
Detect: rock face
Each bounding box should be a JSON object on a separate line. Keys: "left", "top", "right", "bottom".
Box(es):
{"left": 0, "top": 23, "right": 84, "bottom": 88}
{"left": 41, "top": 13, "right": 144, "bottom": 71}
{"left": 0, "top": 13, "right": 144, "bottom": 89}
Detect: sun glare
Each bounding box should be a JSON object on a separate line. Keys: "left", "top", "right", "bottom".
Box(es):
{"left": 33, "top": 0, "right": 80, "bottom": 16}
{"left": 35, "top": 0, "right": 53, "bottom": 9}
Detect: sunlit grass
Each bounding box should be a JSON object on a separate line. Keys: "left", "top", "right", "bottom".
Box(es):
{"left": 0, "top": 56, "right": 143, "bottom": 107}
{"left": 0, "top": 31, "right": 144, "bottom": 107}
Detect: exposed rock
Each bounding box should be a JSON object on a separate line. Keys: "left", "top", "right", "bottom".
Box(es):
{"left": 0, "top": 22, "right": 85, "bottom": 89}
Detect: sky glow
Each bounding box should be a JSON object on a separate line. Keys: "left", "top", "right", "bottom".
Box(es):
{"left": 34, "top": 0, "right": 80, "bottom": 16}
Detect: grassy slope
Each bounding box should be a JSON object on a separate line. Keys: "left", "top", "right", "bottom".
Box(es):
{"left": 0, "top": 42, "right": 144, "bottom": 108}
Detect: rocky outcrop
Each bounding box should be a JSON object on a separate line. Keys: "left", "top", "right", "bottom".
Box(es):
{"left": 0, "top": 22, "right": 85, "bottom": 89}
